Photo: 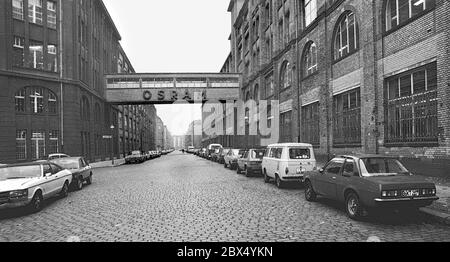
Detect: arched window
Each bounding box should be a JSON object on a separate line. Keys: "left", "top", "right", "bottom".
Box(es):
{"left": 280, "top": 61, "right": 292, "bottom": 89}
{"left": 48, "top": 91, "right": 57, "bottom": 114}
{"left": 253, "top": 84, "right": 259, "bottom": 102}
{"left": 30, "top": 87, "right": 44, "bottom": 113}
{"left": 245, "top": 91, "right": 251, "bottom": 101}
{"left": 81, "top": 96, "right": 90, "bottom": 121}
{"left": 333, "top": 11, "right": 359, "bottom": 61}
{"left": 94, "top": 103, "right": 101, "bottom": 123}
{"left": 385, "top": 0, "right": 434, "bottom": 31}
{"left": 303, "top": 42, "right": 318, "bottom": 77}
{"left": 15, "top": 88, "right": 26, "bottom": 112}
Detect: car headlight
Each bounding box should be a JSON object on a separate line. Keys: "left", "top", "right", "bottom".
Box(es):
{"left": 10, "top": 189, "right": 28, "bottom": 199}
{"left": 382, "top": 190, "right": 398, "bottom": 197}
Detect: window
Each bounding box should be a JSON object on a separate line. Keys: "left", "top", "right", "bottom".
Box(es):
{"left": 333, "top": 88, "right": 361, "bottom": 146}
{"left": 47, "top": 1, "right": 57, "bottom": 29}
{"left": 12, "top": 0, "right": 24, "bottom": 20}
{"left": 284, "top": 12, "right": 290, "bottom": 43}
{"left": 31, "top": 131, "right": 45, "bottom": 160}
{"left": 95, "top": 103, "right": 101, "bottom": 123}
{"left": 324, "top": 159, "right": 344, "bottom": 174}
{"left": 30, "top": 88, "right": 44, "bottom": 114}
{"left": 47, "top": 91, "right": 57, "bottom": 114}
{"left": 342, "top": 160, "right": 356, "bottom": 176}
{"left": 280, "top": 61, "right": 292, "bottom": 89}
{"left": 265, "top": 73, "right": 274, "bottom": 98}
{"left": 333, "top": 11, "right": 359, "bottom": 61}
{"left": 28, "top": 0, "right": 43, "bottom": 25}
{"left": 304, "top": 0, "right": 317, "bottom": 27}
{"left": 280, "top": 111, "right": 292, "bottom": 143}
{"left": 385, "top": 62, "right": 438, "bottom": 146}
{"left": 13, "top": 36, "right": 25, "bottom": 67}
{"left": 385, "top": 0, "right": 434, "bottom": 31}
{"left": 81, "top": 97, "right": 90, "bottom": 121}
{"left": 49, "top": 130, "right": 59, "bottom": 154}
{"left": 302, "top": 102, "right": 320, "bottom": 146}
{"left": 289, "top": 148, "right": 311, "bottom": 159}
{"left": 47, "top": 44, "right": 57, "bottom": 72}
{"left": 29, "top": 41, "right": 44, "bottom": 69}
{"left": 254, "top": 85, "right": 260, "bottom": 101}
{"left": 16, "top": 130, "right": 27, "bottom": 160}
{"left": 15, "top": 89, "right": 26, "bottom": 112}
{"left": 304, "top": 42, "right": 318, "bottom": 77}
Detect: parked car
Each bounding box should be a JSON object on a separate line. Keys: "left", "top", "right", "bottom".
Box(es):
{"left": 211, "top": 148, "right": 222, "bottom": 162}
{"left": 199, "top": 148, "right": 207, "bottom": 158}
{"left": 223, "top": 149, "right": 246, "bottom": 170}
{"left": 187, "top": 146, "right": 195, "bottom": 154}
{"left": 262, "top": 143, "right": 317, "bottom": 188}
{"left": 206, "top": 144, "right": 222, "bottom": 160}
{"left": 125, "top": 151, "right": 145, "bottom": 164}
{"left": 51, "top": 157, "right": 93, "bottom": 191}
{"left": 0, "top": 162, "right": 72, "bottom": 212}
{"left": 217, "top": 148, "right": 231, "bottom": 164}
{"left": 47, "top": 153, "right": 70, "bottom": 160}
{"left": 237, "top": 148, "right": 266, "bottom": 177}
{"left": 304, "top": 155, "right": 439, "bottom": 220}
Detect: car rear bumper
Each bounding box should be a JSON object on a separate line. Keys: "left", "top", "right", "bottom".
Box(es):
{"left": 280, "top": 176, "right": 304, "bottom": 182}
{"left": 373, "top": 196, "right": 439, "bottom": 208}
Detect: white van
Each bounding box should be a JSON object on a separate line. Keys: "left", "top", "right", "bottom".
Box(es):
{"left": 262, "top": 143, "right": 317, "bottom": 188}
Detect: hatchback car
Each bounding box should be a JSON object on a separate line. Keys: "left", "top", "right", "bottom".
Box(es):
{"left": 51, "top": 157, "right": 93, "bottom": 191}
{"left": 262, "top": 143, "right": 317, "bottom": 188}
{"left": 0, "top": 162, "right": 72, "bottom": 212}
{"left": 304, "top": 155, "right": 439, "bottom": 220}
{"left": 237, "top": 149, "right": 266, "bottom": 177}
{"left": 217, "top": 148, "right": 231, "bottom": 164}
{"left": 223, "top": 149, "right": 246, "bottom": 170}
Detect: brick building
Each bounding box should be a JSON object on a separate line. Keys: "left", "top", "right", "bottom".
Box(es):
{"left": 205, "top": 0, "right": 450, "bottom": 177}
{"left": 0, "top": 0, "right": 158, "bottom": 163}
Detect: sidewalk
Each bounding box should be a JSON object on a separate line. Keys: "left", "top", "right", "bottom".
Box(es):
{"left": 90, "top": 158, "right": 125, "bottom": 169}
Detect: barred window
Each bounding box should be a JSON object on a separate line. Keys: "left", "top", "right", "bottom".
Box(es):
{"left": 47, "top": 1, "right": 57, "bottom": 29}
{"left": 47, "top": 44, "right": 57, "bottom": 72}
{"left": 13, "top": 36, "right": 25, "bottom": 67}
{"left": 31, "top": 131, "right": 45, "bottom": 160}
{"left": 280, "top": 61, "right": 292, "bottom": 89}
{"left": 333, "top": 88, "right": 361, "bottom": 147}
{"left": 12, "top": 0, "right": 24, "bottom": 20}
{"left": 385, "top": 0, "right": 435, "bottom": 31}
{"left": 280, "top": 111, "right": 292, "bottom": 143}
{"left": 15, "top": 89, "right": 26, "bottom": 112}
{"left": 28, "top": 0, "right": 43, "bottom": 25}
{"left": 29, "top": 40, "right": 44, "bottom": 69}
{"left": 302, "top": 102, "right": 320, "bottom": 146}
{"left": 265, "top": 73, "right": 274, "bottom": 98}
{"left": 304, "top": 0, "right": 317, "bottom": 27}
{"left": 49, "top": 130, "right": 59, "bottom": 154}
{"left": 333, "top": 12, "right": 359, "bottom": 61}
{"left": 16, "top": 130, "right": 27, "bottom": 160}
{"left": 385, "top": 62, "right": 438, "bottom": 146}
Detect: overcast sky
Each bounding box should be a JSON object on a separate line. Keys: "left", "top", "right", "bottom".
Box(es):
{"left": 103, "top": 0, "right": 231, "bottom": 136}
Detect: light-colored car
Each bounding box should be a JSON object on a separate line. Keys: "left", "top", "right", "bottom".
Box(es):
{"left": 206, "top": 144, "right": 222, "bottom": 160}
{"left": 47, "top": 153, "right": 70, "bottom": 160}
{"left": 237, "top": 149, "right": 266, "bottom": 177}
{"left": 223, "top": 149, "right": 246, "bottom": 170}
{"left": 262, "top": 143, "right": 317, "bottom": 188}
{"left": 0, "top": 162, "right": 73, "bottom": 212}
{"left": 51, "top": 157, "right": 93, "bottom": 191}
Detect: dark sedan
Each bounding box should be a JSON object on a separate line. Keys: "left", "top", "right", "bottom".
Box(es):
{"left": 51, "top": 157, "right": 93, "bottom": 191}
{"left": 304, "top": 155, "right": 438, "bottom": 220}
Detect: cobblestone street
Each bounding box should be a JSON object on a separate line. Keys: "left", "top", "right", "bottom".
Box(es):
{"left": 1, "top": 152, "right": 450, "bottom": 242}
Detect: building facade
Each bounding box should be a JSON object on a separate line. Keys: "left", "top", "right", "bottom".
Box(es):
{"left": 205, "top": 0, "right": 450, "bottom": 177}
{"left": 185, "top": 120, "right": 203, "bottom": 149}
{"left": 0, "top": 0, "right": 158, "bottom": 163}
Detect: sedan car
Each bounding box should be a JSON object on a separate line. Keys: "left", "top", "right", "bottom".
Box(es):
{"left": 304, "top": 155, "right": 439, "bottom": 220}
{"left": 51, "top": 157, "right": 93, "bottom": 191}
{"left": 223, "top": 149, "right": 246, "bottom": 170}
{"left": 125, "top": 151, "right": 145, "bottom": 164}
{"left": 237, "top": 149, "right": 266, "bottom": 177}
{"left": 0, "top": 162, "right": 72, "bottom": 212}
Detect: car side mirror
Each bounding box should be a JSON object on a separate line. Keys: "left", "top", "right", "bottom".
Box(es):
{"left": 44, "top": 172, "right": 52, "bottom": 177}
{"left": 319, "top": 168, "right": 324, "bottom": 174}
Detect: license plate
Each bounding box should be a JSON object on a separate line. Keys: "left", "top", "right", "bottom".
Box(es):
{"left": 401, "top": 190, "right": 420, "bottom": 197}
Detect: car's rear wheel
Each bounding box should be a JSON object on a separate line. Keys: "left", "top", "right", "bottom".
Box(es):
{"left": 305, "top": 180, "right": 317, "bottom": 202}
{"left": 275, "top": 175, "right": 284, "bottom": 189}
{"left": 86, "top": 174, "right": 93, "bottom": 185}
{"left": 264, "top": 170, "right": 270, "bottom": 183}
{"left": 60, "top": 182, "right": 69, "bottom": 198}
{"left": 75, "top": 178, "right": 83, "bottom": 191}
{"left": 346, "top": 192, "right": 362, "bottom": 220}
{"left": 28, "top": 192, "right": 43, "bottom": 213}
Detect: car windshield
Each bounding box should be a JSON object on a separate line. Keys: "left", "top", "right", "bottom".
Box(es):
{"left": 251, "top": 150, "right": 265, "bottom": 159}
{"left": 359, "top": 158, "right": 410, "bottom": 177}
{"left": 52, "top": 159, "right": 80, "bottom": 169}
{"left": 131, "top": 151, "right": 141, "bottom": 155}
{"left": 0, "top": 165, "right": 42, "bottom": 181}
{"left": 289, "top": 148, "right": 311, "bottom": 160}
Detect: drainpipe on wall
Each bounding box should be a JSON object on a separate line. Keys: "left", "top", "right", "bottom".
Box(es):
{"left": 59, "top": 0, "right": 64, "bottom": 153}
{"left": 372, "top": 0, "right": 380, "bottom": 155}
{"left": 295, "top": 0, "right": 301, "bottom": 143}
{"left": 325, "top": 2, "right": 331, "bottom": 161}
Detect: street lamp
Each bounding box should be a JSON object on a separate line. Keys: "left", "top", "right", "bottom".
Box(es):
{"left": 110, "top": 125, "right": 115, "bottom": 165}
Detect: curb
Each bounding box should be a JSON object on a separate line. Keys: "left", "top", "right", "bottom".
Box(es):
{"left": 420, "top": 207, "right": 450, "bottom": 225}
